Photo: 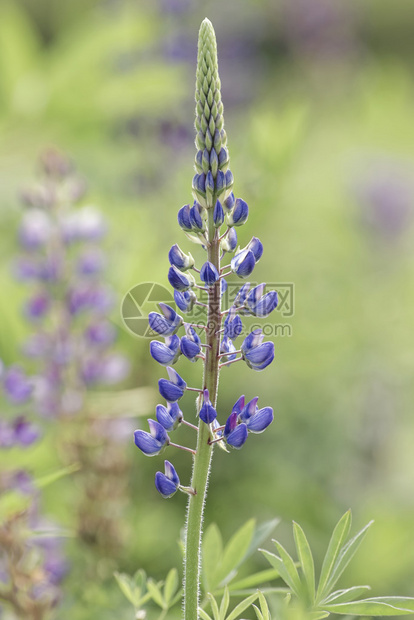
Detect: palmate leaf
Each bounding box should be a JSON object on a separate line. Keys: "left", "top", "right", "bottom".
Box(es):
{"left": 203, "top": 519, "right": 268, "bottom": 595}
{"left": 226, "top": 592, "right": 259, "bottom": 620}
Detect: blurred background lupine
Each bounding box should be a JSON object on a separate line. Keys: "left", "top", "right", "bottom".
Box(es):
{"left": 0, "top": 361, "right": 67, "bottom": 619}
{"left": 1, "top": 0, "right": 414, "bottom": 618}
{"left": 13, "top": 149, "right": 136, "bottom": 559}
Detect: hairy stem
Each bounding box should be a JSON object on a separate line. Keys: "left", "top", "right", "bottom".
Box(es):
{"left": 184, "top": 209, "right": 221, "bottom": 619}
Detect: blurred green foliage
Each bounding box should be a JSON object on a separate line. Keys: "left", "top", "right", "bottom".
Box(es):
{"left": 1, "top": 0, "right": 414, "bottom": 618}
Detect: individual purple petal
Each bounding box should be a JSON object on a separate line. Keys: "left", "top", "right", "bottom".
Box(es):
{"left": 168, "top": 266, "right": 195, "bottom": 291}
{"left": 134, "top": 419, "right": 169, "bottom": 456}
{"left": 200, "top": 261, "right": 219, "bottom": 286}
{"left": 178, "top": 204, "right": 193, "bottom": 231}
{"left": 155, "top": 472, "right": 178, "bottom": 498}
{"left": 231, "top": 250, "right": 256, "bottom": 278}
{"left": 149, "top": 303, "right": 182, "bottom": 336}
{"left": 156, "top": 402, "right": 183, "bottom": 431}
{"left": 226, "top": 198, "right": 249, "bottom": 227}
{"left": 174, "top": 290, "right": 197, "bottom": 313}
{"left": 150, "top": 335, "right": 181, "bottom": 366}
{"left": 221, "top": 227, "right": 237, "bottom": 253}
{"left": 246, "top": 407, "right": 274, "bottom": 433}
{"left": 241, "top": 329, "right": 264, "bottom": 353}
{"left": 232, "top": 395, "right": 245, "bottom": 416}
{"left": 168, "top": 244, "right": 195, "bottom": 271}
{"left": 199, "top": 390, "right": 217, "bottom": 424}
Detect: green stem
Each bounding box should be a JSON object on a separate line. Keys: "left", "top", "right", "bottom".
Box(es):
{"left": 184, "top": 208, "right": 221, "bottom": 620}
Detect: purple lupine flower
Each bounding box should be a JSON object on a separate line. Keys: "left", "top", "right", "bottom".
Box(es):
{"left": 231, "top": 249, "right": 256, "bottom": 278}
{"left": 223, "top": 310, "right": 243, "bottom": 340}
{"left": 200, "top": 261, "right": 219, "bottom": 286}
{"left": 189, "top": 203, "right": 206, "bottom": 232}
{"left": 156, "top": 402, "right": 183, "bottom": 431}
{"left": 241, "top": 329, "right": 275, "bottom": 371}
{"left": 134, "top": 419, "right": 169, "bottom": 456}
{"left": 76, "top": 248, "right": 106, "bottom": 276}
{"left": 149, "top": 303, "right": 182, "bottom": 336}
{"left": 174, "top": 289, "right": 197, "bottom": 313}
{"left": 158, "top": 367, "right": 187, "bottom": 402}
{"left": 168, "top": 265, "right": 196, "bottom": 291}
{"left": 168, "top": 244, "right": 195, "bottom": 271}
{"left": 85, "top": 321, "right": 116, "bottom": 346}
{"left": 24, "top": 292, "right": 51, "bottom": 320}
{"left": 220, "top": 336, "right": 237, "bottom": 362}
{"left": 221, "top": 227, "right": 237, "bottom": 253}
{"left": 223, "top": 192, "right": 235, "bottom": 213}
{"left": 13, "top": 416, "right": 40, "bottom": 446}
{"left": 180, "top": 325, "right": 201, "bottom": 361}
{"left": 178, "top": 204, "right": 193, "bottom": 231}
{"left": 226, "top": 198, "right": 249, "bottom": 227}
{"left": 234, "top": 282, "right": 250, "bottom": 307}
{"left": 247, "top": 286, "right": 278, "bottom": 317}
{"left": 3, "top": 366, "right": 32, "bottom": 403}
{"left": 18, "top": 210, "right": 53, "bottom": 249}
{"left": 224, "top": 412, "right": 248, "bottom": 449}
{"left": 213, "top": 200, "right": 224, "bottom": 228}
{"left": 199, "top": 389, "right": 217, "bottom": 424}
{"left": 244, "top": 237, "right": 263, "bottom": 262}
{"left": 239, "top": 397, "right": 274, "bottom": 433}
{"left": 150, "top": 335, "right": 181, "bottom": 366}
{"left": 155, "top": 460, "right": 180, "bottom": 498}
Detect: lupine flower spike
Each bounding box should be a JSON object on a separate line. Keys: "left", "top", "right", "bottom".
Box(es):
{"left": 132, "top": 19, "right": 278, "bottom": 619}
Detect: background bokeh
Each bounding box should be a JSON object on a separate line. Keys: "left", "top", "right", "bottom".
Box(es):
{"left": 1, "top": 0, "right": 414, "bottom": 618}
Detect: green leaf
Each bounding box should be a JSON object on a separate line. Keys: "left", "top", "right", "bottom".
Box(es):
{"left": 244, "top": 518, "right": 280, "bottom": 562}
{"left": 257, "top": 591, "right": 270, "bottom": 620}
{"left": 261, "top": 550, "right": 301, "bottom": 598}
{"left": 203, "top": 523, "right": 223, "bottom": 592}
{"left": 146, "top": 579, "right": 165, "bottom": 609}
{"left": 35, "top": 463, "right": 80, "bottom": 489}
{"left": 309, "top": 613, "right": 329, "bottom": 619}
{"left": 217, "top": 519, "right": 256, "bottom": 587}
{"left": 293, "top": 521, "right": 315, "bottom": 604}
{"left": 114, "top": 572, "right": 138, "bottom": 607}
{"left": 219, "top": 587, "right": 230, "bottom": 620}
{"left": 316, "top": 510, "right": 351, "bottom": 600}
{"left": 228, "top": 568, "right": 280, "bottom": 592}
{"left": 226, "top": 592, "right": 259, "bottom": 620}
{"left": 322, "top": 596, "right": 414, "bottom": 615}
{"left": 163, "top": 568, "right": 179, "bottom": 606}
{"left": 324, "top": 520, "right": 373, "bottom": 595}
{"left": 322, "top": 585, "right": 371, "bottom": 604}
{"left": 207, "top": 592, "right": 220, "bottom": 620}
{"left": 253, "top": 606, "right": 264, "bottom": 620}
{"left": 273, "top": 541, "right": 302, "bottom": 597}
{"left": 114, "top": 570, "right": 151, "bottom": 609}
{"left": 199, "top": 609, "right": 213, "bottom": 620}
